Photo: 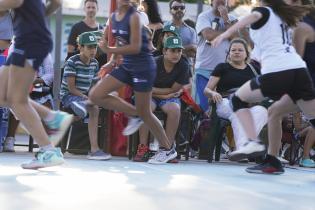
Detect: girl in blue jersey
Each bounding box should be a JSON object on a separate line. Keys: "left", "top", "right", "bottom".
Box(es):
{"left": 211, "top": 0, "right": 315, "bottom": 174}
{"left": 0, "top": 0, "right": 73, "bottom": 169}
{"left": 89, "top": 0, "right": 177, "bottom": 164}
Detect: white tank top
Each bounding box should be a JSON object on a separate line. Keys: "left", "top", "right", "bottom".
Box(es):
{"left": 250, "top": 7, "right": 306, "bottom": 75}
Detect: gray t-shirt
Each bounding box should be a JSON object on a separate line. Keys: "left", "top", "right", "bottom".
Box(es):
{"left": 195, "top": 8, "right": 236, "bottom": 74}
{"left": 0, "top": 12, "right": 13, "bottom": 41}
{"left": 164, "top": 21, "right": 197, "bottom": 47}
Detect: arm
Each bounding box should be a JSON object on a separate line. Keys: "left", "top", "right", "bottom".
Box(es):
{"left": 293, "top": 22, "right": 313, "bottom": 57}
{"left": 203, "top": 76, "right": 222, "bottom": 103}
{"left": 0, "top": 0, "right": 23, "bottom": 11}
{"left": 45, "top": 0, "right": 62, "bottom": 16}
{"left": 99, "top": 12, "right": 142, "bottom": 55}
{"left": 66, "top": 76, "right": 88, "bottom": 98}
{"left": 152, "top": 82, "right": 183, "bottom": 95}
{"left": 211, "top": 11, "right": 262, "bottom": 47}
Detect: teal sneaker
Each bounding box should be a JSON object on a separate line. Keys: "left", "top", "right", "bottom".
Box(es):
{"left": 299, "top": 158, "right": 315, "bottom": 168}
{"left": 45, "top": 111, "right": 73, "bottom": 145}
{"left": 21, "top": 148, "right": 65, "bottom": 170}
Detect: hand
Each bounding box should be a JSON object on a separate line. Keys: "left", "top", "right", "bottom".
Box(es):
{"left": 98, "top": 39, "right": 109, "bottom": 53}
{"left": 218, "top": 5, "right": 229, "bottom": 21}
{"left": 212, "top": 92, "right": 223, "bottom": 103}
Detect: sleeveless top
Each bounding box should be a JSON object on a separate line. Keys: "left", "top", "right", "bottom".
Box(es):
{"left": 111, "top": 6, "right": 152, "bottom": 66}
{"left": 13, "top": 0, "right": 53, "bottom": 52}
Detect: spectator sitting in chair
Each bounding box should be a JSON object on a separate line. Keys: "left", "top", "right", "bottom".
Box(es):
{"left": 203, "top": 38, "right": 268, "bottom": 159}
{"left": 134, "top": 36, "right": 190, "bottom": 162}
{"left": 3, "top": 53, "right": 54, "bottom": 152}
{"left": 60, "top": 32, "right": 111, "bottom": 160}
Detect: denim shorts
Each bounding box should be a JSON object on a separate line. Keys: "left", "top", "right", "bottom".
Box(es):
{"left": 61, "top": 94, "right": 87, "bottom": 108}
{"left": 152, "top": 97, "right": 181, "bottom": 108}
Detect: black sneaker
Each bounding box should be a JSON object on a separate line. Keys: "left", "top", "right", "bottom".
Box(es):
{"left": 246, "top": 154, "right": 284, "bottom": 175}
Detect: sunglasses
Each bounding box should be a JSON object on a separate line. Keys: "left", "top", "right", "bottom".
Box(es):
{"left": 171, "top": 6, "right": 185, "bottom": 11}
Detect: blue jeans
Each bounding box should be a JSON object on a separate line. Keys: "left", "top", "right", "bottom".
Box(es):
{"left": 196, "top": 74, "right": 210, "bottom": 112}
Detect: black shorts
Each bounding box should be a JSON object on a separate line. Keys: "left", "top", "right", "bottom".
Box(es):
{"left": 5, "top": 44, "right": 50, "bottom": 71}
{"left": 250, "top": 68, "right": 315, "bottom": 102}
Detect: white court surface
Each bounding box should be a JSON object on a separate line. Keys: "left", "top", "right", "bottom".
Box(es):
{"left": 0, "top": 152, "right": 314, "bottom": 210}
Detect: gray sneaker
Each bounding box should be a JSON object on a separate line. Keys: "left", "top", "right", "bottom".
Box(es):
{"left": 3, "top": 137, "right": 15, "bottom": 152}
{"left": 87, "top": 150, "right": 112, "bottom": 160}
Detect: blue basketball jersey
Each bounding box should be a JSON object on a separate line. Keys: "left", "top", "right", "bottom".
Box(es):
{"left": 13, "top": 0, "right": 53, "bottom": 52}
{"left": 111, "top": 6, "right": 151, "bottom": 66}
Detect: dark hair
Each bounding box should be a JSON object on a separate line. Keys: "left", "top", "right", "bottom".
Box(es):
{"left": 263, "top": 0, "right": 313, "bottom": 27}
{"left": 84, "top": 0, "right": 98, "bottom": 5}
{"left": 142, "top": 0, "right": 163, "bottom": 24}
{"left": 300, "top": 0, "right": 315, "bottom": 20}
{"left": 169, "top": 0, "right": 185, "bottom": 9}
{"left": 226, "top": 38, "right": 250, "bottom": 62}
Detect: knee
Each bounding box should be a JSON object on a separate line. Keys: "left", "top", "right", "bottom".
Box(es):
{"left": 268, "top": 105, "right": 284, "bottom": 121}
{"left": 165, "top": 107, "right": 181, "bottom": 119}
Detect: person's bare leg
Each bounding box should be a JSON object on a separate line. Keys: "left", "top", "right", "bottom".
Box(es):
{"left": 0, "top": 66, "right": 10, "bottom": 107}
{"left": 134, "top": 91, "right": 171, "bottom": 149}
{"left": 138, "top": 102, "right": 156, "bottom": 145}
{"left": 7, "top": 63, "right": 50, "bottom": 147}
{"left": 296, "top": 98, "right": 315, "bottom": 122}
{"left": 6, "top": 111, "right": 19, "bottom": 138}
{"left": 301, "top": 127, "right": 315, "bottom": 158}
{"left": 234, "top": 81, "right": 265, "bottom": 140}
{"left": 89, "top": 75, "right": 137, "bottom": 116}
{"left": 267, "top": 95, "right": 299, "bottom": 156}
{"left": 87, "top": 103, "right": 100, "bottom": 152}
{"left": 161, "top": 102, "right": 181, "bottom": 146}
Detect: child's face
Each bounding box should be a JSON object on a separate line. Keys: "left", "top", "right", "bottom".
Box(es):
{"left": 81, "top": 45, "right": 97, "bottom": 59}
{"left": 164, "top": 48, "right": 182, "bottom": 64}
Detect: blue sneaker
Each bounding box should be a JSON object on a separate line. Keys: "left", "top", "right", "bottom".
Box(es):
{"left": 45, "top": 111, "right": 73, "bottom": 145}
{"left": 299, "top": 158, "right": 315, "bottom": 168}
{"left": 21, "top": 148, "right": 65, "bottom": 169}
{"left": 87, "top": 150, "right": 112, "bottom": 160}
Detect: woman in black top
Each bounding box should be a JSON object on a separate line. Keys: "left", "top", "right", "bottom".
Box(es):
{"left": 204, "top": 38, "right": 267, "bottom": 153}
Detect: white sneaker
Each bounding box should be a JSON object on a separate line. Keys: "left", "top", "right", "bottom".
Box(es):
{"left": 122, "top": 117, "right": 144, "bottom": 136}
{"left": 148, "top": 147, "right": 177, "bottom": 164}
{"left": 229, "top": 140, "right": 265, "bottom": 161}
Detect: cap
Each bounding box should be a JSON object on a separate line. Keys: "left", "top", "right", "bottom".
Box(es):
{"left": 78, "top": 32, "right": 98, "bottom": 45}
{"left": 163, "top": 36, "right": 184, "bottom": 49}
{"left": 162, "top": 24, "right": 180, "bottom": 37}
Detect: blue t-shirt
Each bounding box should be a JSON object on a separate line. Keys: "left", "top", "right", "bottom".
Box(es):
{"left": 111, "top": 6, "right": 152, "bottom": 66}
{"left": 13, "top": 0, "right": 53, "bottom": 52}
